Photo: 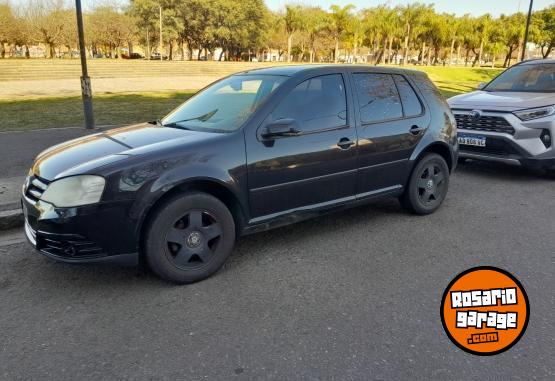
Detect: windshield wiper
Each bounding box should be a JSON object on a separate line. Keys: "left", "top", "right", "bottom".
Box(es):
{"left": 162, "top": 109, "right": 218, "bottom": 129}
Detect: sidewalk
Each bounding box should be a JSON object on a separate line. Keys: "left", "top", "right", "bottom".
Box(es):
{"left": 0, "top": 126, "right": 112, "bottom": 230}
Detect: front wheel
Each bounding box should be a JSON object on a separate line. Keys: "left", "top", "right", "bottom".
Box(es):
{"left": 144, "top": 192, "right": 236, "bottom": 284}
{"left": 400, "top": 153, "right": 450, "bottom": 215}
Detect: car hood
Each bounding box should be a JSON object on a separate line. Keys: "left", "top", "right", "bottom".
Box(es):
{"left": 448, "top": 90, "right": 555, "bottom": 111}
{"left": 32, "top": 123, "right": 214, "bottom": 180}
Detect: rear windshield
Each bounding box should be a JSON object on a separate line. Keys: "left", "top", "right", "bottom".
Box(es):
{"left": 484, "top": 63, "right": 555, "bottom": 92}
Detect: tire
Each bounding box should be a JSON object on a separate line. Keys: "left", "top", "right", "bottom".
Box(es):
{"left": 401, "top": 153, "right": 450, "bottom": 215}
{"left": 144, "top": 192, "right": 236, "bottom": 284}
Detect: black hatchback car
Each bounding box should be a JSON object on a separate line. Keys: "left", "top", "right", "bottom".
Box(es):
{"left": 22, "top": 65, "right": 458, "bottom": 283}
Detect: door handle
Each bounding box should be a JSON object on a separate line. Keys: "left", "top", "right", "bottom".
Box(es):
{"left": 409, "top": 125, "right": 425, "bottom": 135}
{"left": 337, "top": 137, "right": 355, "bottom": 149}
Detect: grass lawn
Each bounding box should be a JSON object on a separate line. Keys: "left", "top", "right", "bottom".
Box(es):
{"left": 0, "top": 62, "right": 504, "bottom": 131}
{"left": 0, "top": 91, "right": 194, "bottom": 132}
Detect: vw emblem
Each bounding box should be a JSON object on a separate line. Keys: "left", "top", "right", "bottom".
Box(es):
{"left": 469, "top": 110, "right": 482, "bottom": 121}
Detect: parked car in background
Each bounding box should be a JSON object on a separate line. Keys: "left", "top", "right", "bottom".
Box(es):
{"left": 22, "top": 65, "right": 457, "bottom": 284}
{"left": 122, "top": 52, "right": 144, "bottom": 59}
{"left": 150, "top": 52, "right": 168, "bottom": 60}
{"left": 448, "top": 59, "right": 555, "bottom": 174}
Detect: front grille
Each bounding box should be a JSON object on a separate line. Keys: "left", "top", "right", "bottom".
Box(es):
{"left": 25, "top": 175, "right": 49, "bottom": 201}
{"left": 455, "top": 114, "right": 515, "bottom": 135}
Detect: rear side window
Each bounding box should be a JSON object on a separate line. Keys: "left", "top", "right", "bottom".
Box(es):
{"left": 393, "top": 75, "right": 423, "bottom": 117}
{"left": 272, "top": 74, "right": 347, "bottom": 132}
{"left": 353, "top": 73, "right": 403, "bottom": 123}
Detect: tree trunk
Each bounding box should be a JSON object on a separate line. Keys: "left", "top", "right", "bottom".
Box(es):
{"left": 387, "top": 36, "right": 393, "bottom": 64}
{"left": 516, "top": 39, "right": 522, "bottom": 62}
{"left": 287, "top": 34, "right": 292, "bottom": 62}
{"left": 354, "top": 43, "right": 358, "bottom": 64}
{"left": 543, "top": 43, "right": 553, "bottom": 58}
{"left": 188, "top": 46, "right": 193, "bottom": 61}
{"left": 491, "top": 53, "right": 496, "bottom": 68}
{"left": 402, "top": 23, "right": 410, "bottom": 65}
{"left": 477, "top": 39, "right": 484, "bottom": 66}
{"left": 49, "top": 43, "right": 55, "bottom": 59}
{"left": 420, "top": 41, "right": 425, "bottom": 65}
{"left": 197, "top": 48, "right": 202, "bottom": 60}
{"left": 179, "top": 39, "right": 184, "bottom": 60}
{"left": 0, "top": 42, "right": 5, "bottom": 58}
{"left": 456, "top": 44, "right": 461, "bottom": 65}
{"left": 169, "top": 40, "right": 173, "bottom": 60}
{"left": 503, "top": 48, "right": 513, "bottom": 67}
{"left": 334, "top": 37, "right": 339, "bottom": 63}
{"left": 449, "top": 38, "right": 455, "bottom": 66}
{"left": 25, "top": 45, "right": 30, "bottom": 58}
{"left": 146, "top": 29, "right": 150, "bottom": 60}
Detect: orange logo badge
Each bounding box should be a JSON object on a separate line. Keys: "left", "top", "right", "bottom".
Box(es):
{"left": 440, "top": 266, "right": 529, "bottom": 355}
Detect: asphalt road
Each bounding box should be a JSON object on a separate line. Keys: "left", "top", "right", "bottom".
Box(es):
{"left": 0, "top": 161, "right": 553, "bottom": 380}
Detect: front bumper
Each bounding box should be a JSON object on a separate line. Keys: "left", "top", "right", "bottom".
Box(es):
{"left": 22, "top": 194, "right": 138, "bottom": 263}
{"left": 458, "top": 133, "right": 555, "bottom": 169}
{"left": 454, "top": 110, "right": 555, "bottom": 169}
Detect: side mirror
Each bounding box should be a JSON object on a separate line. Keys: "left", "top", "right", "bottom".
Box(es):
{"left": 477, "top": 82, "right": 487, "bottom": 90}
{"left": 262, "top": 118, "right": 301, "bottom": 139}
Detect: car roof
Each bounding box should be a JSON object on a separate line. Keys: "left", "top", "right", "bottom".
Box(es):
{"left": 235, "top": 64, "right": 426, "bottom": 77}
{"left": 518, "top": 58, "right": 555, "bottom": 65}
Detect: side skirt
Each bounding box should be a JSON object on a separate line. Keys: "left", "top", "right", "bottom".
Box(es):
{"left": 241, "top": 185, "right": 403, "bottom": 236}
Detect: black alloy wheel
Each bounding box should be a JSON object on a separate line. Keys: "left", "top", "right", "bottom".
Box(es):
{"left": 165, "top": 210, "right": 223, "bottom": 269}
{"left": 145, "top": 192, "right": 235, "bottom": 284}
{"left": 401, "top": 153, "right": 450, "bottom": 215}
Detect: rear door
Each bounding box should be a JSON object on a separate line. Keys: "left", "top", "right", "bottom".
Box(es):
{"left": 349, "top": 72, "right": 429, "bottom": 196}
{"left": 245, "top": 72, "right": 358, "bottom": 220}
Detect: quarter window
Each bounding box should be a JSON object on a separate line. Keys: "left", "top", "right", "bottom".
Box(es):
{"left": 353, "top": 73, "right": 403, "bottom": 124}
{"left": 271, "top": 74, "right": 347, "bottom": 132}
{"left": 393, "top": 74, "right": 423, "bottom": 117}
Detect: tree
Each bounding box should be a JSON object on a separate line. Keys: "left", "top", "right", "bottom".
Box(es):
{"left": 498, "top": 13, "right": 525, "bottom": 67}
{"left": 90, "top": 6, "right": 136, "bottom": 58}
{"left": 0, "top": 3, "right": 18, "bottom": 58}
{"left": 531, "top": 6, "right": 555, "bottom": 58}
{"left": 399, "top": 3, "right": 432, "bottom": 65}
{"left": 25, "top": 0, "right": 71, "bottom": 58}
{"left": 283, "top": 4, "right": 303, "bottom": 62}
{"left": 329, "top": 4, "right": 355, "bottom": 63}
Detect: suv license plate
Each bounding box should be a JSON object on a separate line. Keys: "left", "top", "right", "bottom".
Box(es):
{"left": 458, "top": 134, "right": 486, "bottom": 147}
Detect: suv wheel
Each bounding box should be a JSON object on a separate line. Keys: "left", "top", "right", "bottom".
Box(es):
{"left": 401, "top": 153, "right": 450, "bottom": 215}
{"left": 144, "top": 192, "right": 236, "bottom": 284}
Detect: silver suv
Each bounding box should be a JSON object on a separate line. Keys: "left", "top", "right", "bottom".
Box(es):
{"left": 448, "top": 59, "right": 554, "bottom": 174}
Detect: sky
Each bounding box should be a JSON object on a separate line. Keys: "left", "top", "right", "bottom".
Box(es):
{"left": 7, "top": 0, "right": 555, "bottom": 16}
{"left": 265, "top": 0, "right": 553, "bottom": 16}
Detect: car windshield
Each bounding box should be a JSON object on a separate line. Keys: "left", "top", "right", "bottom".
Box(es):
{"left": 161, "top": 75, "right": 286, "bottom": 132}
{"left": 484, "top": 63, "right": 554, "bottom": 92}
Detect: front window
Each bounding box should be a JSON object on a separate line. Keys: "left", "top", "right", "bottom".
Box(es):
{"left": 484, "top": 63, "right": 555, "bottom": 92}
{"left": 162, "top": 75, "right": 286, "bottom": 132}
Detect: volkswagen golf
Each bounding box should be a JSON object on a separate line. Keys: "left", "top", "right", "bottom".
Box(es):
{"left": 22, "top": 65, "right": 458, "bottom": 283}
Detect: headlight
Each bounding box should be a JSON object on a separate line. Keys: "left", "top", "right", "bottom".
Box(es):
{"left": 513, "top": 105, "right": 555, "bottom": 121}
{"left": 41, "top": 175, "right": 105, "bottom": 207}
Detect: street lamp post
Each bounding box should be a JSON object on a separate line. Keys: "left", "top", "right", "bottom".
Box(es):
{"left": 521, "top": 0, "right": 534, "bottom": 61}
{"left": 75, "top": 0, "right": 94, "bottom": 129}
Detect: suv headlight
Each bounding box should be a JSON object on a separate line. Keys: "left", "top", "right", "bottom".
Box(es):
{"left": 41, "top": 175, "right": 105, "bottom": 207}
{"left": 513, "top": 105, "right": 555, "bottom": 121}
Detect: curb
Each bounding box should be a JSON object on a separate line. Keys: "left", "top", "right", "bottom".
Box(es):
{"left": 0, "top": 208, "right": 23, "bottom": 231}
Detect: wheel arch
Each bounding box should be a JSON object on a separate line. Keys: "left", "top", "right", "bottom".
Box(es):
{"left": 412, "top": 142, "right": 454, "bottom": 172}
{"left": 136, "top": 178, "right": 247, "bottom": 259}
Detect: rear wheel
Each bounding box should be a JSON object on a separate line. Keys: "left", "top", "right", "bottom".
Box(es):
{"left": 401, "top": 153, "right": 450, "bottom": 215}
{"left": 144, "top": 192, "right": 235, "bottom": 284}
